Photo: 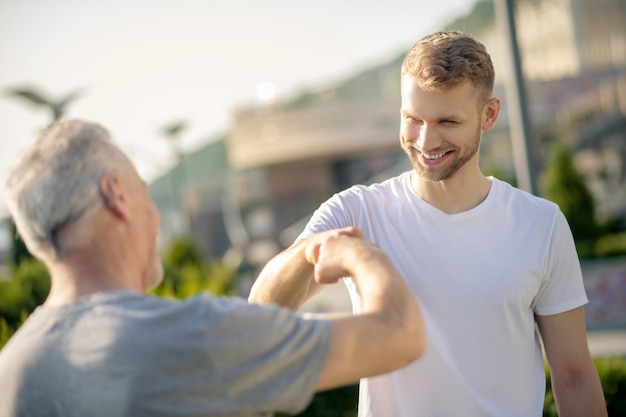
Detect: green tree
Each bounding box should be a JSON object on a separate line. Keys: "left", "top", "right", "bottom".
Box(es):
{"left": 541, "top": 139, "right": 598, "bottom": 241}
{"left": 162, "top": 237, "right": 202, "bottom": 269}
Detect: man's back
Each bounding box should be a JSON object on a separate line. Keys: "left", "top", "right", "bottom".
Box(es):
{"left": 0, "top": 291, "right": 331, "bottom": 417}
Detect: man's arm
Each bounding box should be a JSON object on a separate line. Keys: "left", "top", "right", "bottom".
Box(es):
{"left": 248, "top": 227, "right": 363, "bottom": 310}
{"left": 536, "top": 307, "right": 607, "bottom": 417}
{"left": 301, "top": 233, "right": 425, "bottom": 391}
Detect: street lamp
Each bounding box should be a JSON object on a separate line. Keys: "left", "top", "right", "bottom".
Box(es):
{"left": 494, "top": 0, "right": 539, "bottom": 195}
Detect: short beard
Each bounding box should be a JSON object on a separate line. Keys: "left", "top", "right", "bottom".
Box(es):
{"left": 403, "top": 123, "right": 482, "bottom": 182}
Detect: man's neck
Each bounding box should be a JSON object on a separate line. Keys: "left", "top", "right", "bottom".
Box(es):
{"left": 410, "top": 169, "right": 492, "bottom": 215}
{"left": 43, "top": 252, "right": 139, "bottom": 307}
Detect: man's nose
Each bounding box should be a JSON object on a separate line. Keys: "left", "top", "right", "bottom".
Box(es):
{"left": 416, "top": 124, "right": 441, "bottom": 151}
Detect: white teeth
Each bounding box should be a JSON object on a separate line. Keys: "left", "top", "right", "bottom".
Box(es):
{"left": 422, "top": 151, "right": 447, "bottom": 160}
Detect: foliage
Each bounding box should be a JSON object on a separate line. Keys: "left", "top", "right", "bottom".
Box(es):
{"left": 541, "top": 139, "right": 599, "bottom": 241}
{"left": 543, "top": 364, "right": 557, "bottom": 417}
{"left": 0, "top": 259, "right": 49, "bottom": 329}
{"left": 151, "top": 237, "right": 236, "bottom": 299}
{"left": 537, "top": 138, "right": 626, "bottom": 259}
{"left": 150, "top": 260, "right": 236, "bottom": 299}
{"left": 9, "top": 219, "right": 34, "bottom": 266}
{"left": 595, "top": 357, "right": 626, "bottom": 414}
{"left": 277, "top": 384, "right": 359, "bottom": 417}
{"left": 574, "top": 229, "right": 626, "bottom": 260}
{"left": 162, "top": 237, "right": 202, "bottom": 269}
{"left": 0, "top": 317, "right": 16, "bottom": 348}
{"left": 0, "top": 258, "right": 49, "bottom": 348}
{"left": 594, "top": 232, "right": 626, "bottom": 258}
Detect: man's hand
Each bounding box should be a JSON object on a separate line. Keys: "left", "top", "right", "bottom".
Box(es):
{"left": 249, "top": 226, "right": 364, "bottom": 309}
{"left": 304, "top": 227, "right": 364, "bottom": 283}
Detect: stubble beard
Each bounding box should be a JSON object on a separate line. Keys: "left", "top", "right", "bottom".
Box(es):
{"left": 404, "top": 125, "right": 482, "bottom": 182}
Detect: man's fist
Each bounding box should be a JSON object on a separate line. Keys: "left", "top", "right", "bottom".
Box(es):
{"left": 304, "top": 227, "right": 364, "bottom": 266}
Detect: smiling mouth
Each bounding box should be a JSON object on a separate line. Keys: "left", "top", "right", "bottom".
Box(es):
{"left": 417, "top": 149, "right": 453, "bottom": 160}
{"left": 422, "top": 151, "right": 447, "bottom": 159}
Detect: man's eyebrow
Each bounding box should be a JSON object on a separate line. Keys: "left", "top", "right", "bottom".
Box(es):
{"left": 439, "top": 115, "right": 461, "bottom": 121}
{"left": 401, "top": 109, "right": 463, "bottom": 121}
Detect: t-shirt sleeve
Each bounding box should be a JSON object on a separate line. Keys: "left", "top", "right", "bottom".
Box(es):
{"left": 533, "top": 209, "right": 589, "bottom": 316}
{"left": 297, "top": 190, "right": 357, "bottom": 241}
{"left": 200, "top": 295, "right": 332, "bottom": 414}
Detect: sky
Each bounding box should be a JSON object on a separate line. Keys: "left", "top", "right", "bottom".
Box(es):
{"left": 0, "top": 0, "right": 475, "bottom": 219}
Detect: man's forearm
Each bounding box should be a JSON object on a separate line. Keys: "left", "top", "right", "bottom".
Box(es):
{"left": 248, "top": 241, "right": 320, "bottom": 310}
{"left": 553, "top": 367, "right": 607, "bottom": 417}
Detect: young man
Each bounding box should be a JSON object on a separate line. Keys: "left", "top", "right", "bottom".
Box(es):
{"left": 249, "top": 31, "right": 607, "bottom": 416}
{"left": 0, "top": 119, "right": 425, "bottom": 417}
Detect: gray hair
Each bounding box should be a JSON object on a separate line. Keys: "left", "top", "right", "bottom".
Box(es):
{"left": 4, "top": 119, "right": 130, "bottom": 258}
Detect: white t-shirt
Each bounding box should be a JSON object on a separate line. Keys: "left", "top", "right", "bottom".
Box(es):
{"left": 299, "top": 172, "right": 588, "bottom": 417}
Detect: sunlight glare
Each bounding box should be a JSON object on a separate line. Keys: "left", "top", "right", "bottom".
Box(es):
{"left": 257, "top": 81, "right": 276, "bottom": 102}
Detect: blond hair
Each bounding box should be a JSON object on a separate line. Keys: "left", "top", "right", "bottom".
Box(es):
{"left": 401, "top": 31, "right": 495, "bottom": 105}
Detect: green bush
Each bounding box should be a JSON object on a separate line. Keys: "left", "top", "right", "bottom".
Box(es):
{"left": 163, "top": 237, "right": 203, "bottom": 269}
{"left": 594, "top": 232, "right": 626, "bottom": 258}
{"left": 150, "top": 260, "right": 236, "bottom": 299}
{"left": 576, "top": 233, "right": 626, "bottom": 260}
{"left": 541, "top": 139, "right": 599, "bottom": 241}
{"left": 0, "top": 259, "right": 49, "bottom": 326}
{"left": 595, "top": 357, "right": 626, "bottom": 415}
{"left": 576, "top": 238, "right": 598, "bottom": 259}
{"left": 0, "top": 317, "right": 17, "bottom": 348}
{"left": 543, "top": 364, "right": 557, "bottom": 417}
{"left": 277, "top": 384, "right": 358, "bottom": 417}
{"left": 150, "top": 237, "right": 236, "bottom": 299}
{"left": 0, "top": 258, "right": 49, "bottom": 349}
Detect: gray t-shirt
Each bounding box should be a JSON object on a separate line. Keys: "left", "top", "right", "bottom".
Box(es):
{"left": 0, "top": 291, "right": 331, "bottom": 417}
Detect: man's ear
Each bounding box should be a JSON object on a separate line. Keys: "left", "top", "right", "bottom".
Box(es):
{"left": 482, "top": 97, "right": 501, "bottom": 131}
{"left": 99, "top": 173, "right": 129, "bottom": 220}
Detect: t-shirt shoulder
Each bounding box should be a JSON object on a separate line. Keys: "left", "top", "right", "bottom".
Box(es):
{"left": 332, "top": 171, "right": 410, "bottom": 202}
{"left": 489, "top": 177, "right": 561, "bottom": 217}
